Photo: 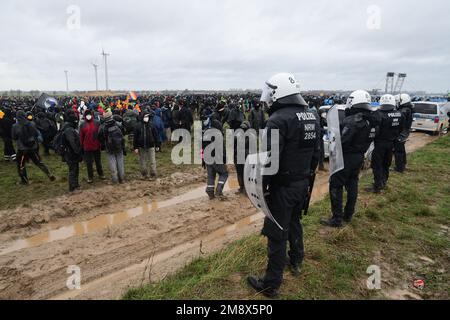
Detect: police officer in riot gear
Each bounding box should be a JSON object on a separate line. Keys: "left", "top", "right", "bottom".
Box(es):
{"left": 394, "top": 93, "right": 413, "bottom": 173}
{"left": 247, "top": 73, "right": 320, "bottom": 298}
{"left": 366, "top": 94, "right": 404, "bottom": 193}
{"left": 321, "top": 90, "right": 379, "bottom": 228}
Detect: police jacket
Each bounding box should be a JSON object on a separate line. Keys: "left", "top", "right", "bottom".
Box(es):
{"left": 375, "top": 109, "right": 404, "bottom": 143}
{"left": 341, "top": 108, "right": 380, "bottom": 155}
{"left": 399, "top": 104, "right": 413, "bottom": 141}
{"left": 265, "top": 104, "right": 320, "bottom": 183}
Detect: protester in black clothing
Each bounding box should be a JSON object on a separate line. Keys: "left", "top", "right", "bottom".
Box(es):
{"left": 61, "top": 109, "right": 83, "bottom": 192}
{"left": 11, "top": 111, "right": 55, "bottom": 185}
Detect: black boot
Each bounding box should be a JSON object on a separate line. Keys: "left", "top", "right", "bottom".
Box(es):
{"left": 246, "top": 276, "right": 279, "bottom": 299}
{"left": 206, "top": 190, "right": 215, "bottom": 200}
{"left": 364, "top": 185, "right": 381, "bottom": 194}
{"left": 320, "top": 217, "right": 343, "bottom": 228}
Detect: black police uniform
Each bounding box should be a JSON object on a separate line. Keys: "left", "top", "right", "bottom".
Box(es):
{"left": 328, "top": 108, "right": 379, "bottom": 224}
{"left": 394, "top": 104, "right": 413, "bottom": 172}
{"left": 260, "top": 103, "right": 320, "bottom": 291}
{"left": 371, "top": 108, "right": 403, "bottom": 191}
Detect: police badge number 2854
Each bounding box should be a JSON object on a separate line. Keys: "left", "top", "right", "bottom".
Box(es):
{"left": 176, "top": 304, "right": 273, "bottom": 317}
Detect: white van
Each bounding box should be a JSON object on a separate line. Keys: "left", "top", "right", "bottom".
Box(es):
{"left": 412, "top": 102, "right": 449, "bottom": 135}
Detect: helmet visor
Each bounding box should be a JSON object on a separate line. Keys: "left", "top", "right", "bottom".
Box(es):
{"left": 260, "top": 82, "right": 275, "bottom": 106}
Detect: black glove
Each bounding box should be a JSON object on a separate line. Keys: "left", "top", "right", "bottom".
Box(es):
{"left": 123, "top": 149, "right": 127, "bottom": 156}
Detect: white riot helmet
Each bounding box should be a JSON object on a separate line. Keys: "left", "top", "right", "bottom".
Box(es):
{"left": 260, "top": 73, "right": 308, "bottom": 108}
{"left": 395, "top": 93, "right": 412, "bottom": 108}
{"left": 379, "top": 94, "right": 396, "bottom": 111}
{"left": 346, "top": 90, "right": 372, "bottom": 110}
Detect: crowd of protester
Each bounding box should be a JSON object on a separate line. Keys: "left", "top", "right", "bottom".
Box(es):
{"left": 1, "top": 92, "right": 448, "bottom": 193}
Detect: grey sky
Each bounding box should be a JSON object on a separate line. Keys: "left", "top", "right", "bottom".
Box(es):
{"left": 0, "top": 0, "right": 449, "bottom": 92}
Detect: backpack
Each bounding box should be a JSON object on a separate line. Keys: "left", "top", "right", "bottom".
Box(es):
{"left": 52, "top": 129, "right": 66, "bottom": 156}
{"left": 105, "top": 124, "right": 124, "bottom": 153}
{"left": 123, "top": 113, "right": 138, "bottom": 134}
{"left": 19, "top": 124, "right": 37, "bottom": 148}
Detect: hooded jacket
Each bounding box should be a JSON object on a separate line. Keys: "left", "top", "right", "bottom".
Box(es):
{"left": 62, "top": 110, "right": 82, "bottom": 162}
{"left": 133, "top": 112, "right": 160, "bottom": 149}
{"left": 79, "top": 112, "right": 101, "bottom": 152}
{"left": 152, "top": 108, "right": 166, "bottom": 142}
{"left": 11, "top": 111, "right": 39, "bottom": 151}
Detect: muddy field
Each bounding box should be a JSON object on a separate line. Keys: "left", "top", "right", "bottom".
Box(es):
{"left": 0, "top": 132, "right": 437, "bottom": 300}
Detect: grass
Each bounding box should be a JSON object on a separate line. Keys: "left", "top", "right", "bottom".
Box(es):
{"left": 124, "top": 137, "right": 450, "bottom": 300}
{"left": 0, "top": 140, "right": 198, "bottom": 210}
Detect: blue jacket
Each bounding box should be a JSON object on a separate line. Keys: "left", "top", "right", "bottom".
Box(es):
{"left": 152, "top": 108, "right": 167, "bottom": 142}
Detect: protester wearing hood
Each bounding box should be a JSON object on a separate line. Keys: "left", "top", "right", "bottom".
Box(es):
{"left": 99, "top": 111, "right": 126, "bottom": 184}
{"left": 61, "top": 109, "right": 83, "bottom": 192}
{"left": 35, "top": 112, "right": 57, "bottom": 155}
{"left": 249, "top": 100, "right": 266, "bottom": 132}
{"left": 227, "top": 102, "right": 245, "bottom": 130}
{"left": 133, "top": 111, "right": 160, "bottom": 180}
{"left": 11, "top": 110, "right": 55, "bottom": 185}
{"left": 0, "top": 106, "right": 16, "bottom": 161}
{"left": 161, "top": 103, "right": 173, "bottom": 144}
{"left": 80, "top": 110, "right": 104, "bottom": 183}
{"left": 202, "top": 109, "right": 229, "bottom": 200}
{"left": 178, "top": 103, "right": 194, "bottom": 132}
{"left": 152, "top": 107, "right": 166, "bottom": 149}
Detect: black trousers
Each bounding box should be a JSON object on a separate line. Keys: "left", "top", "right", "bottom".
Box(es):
{"left": 318, "top": 136, "right": 325, "bottom": 169}
{"left": 16, "top": 149, "right": 51, "bottom": 184}
{"left": 262, "top": 179, "right": 308, "bottom": 290}
{"left": 3, "top": 137, "right": 16, "bottom": 160}
{"left": 84, "top": 150, "right": 104, "bottom": 180}
{"left": 206, "top": 164, "right": 228, "bottom": 195}
{"left": 394, "top": 141, "right": 407, "bottom": 172}
{"left": 371, "top": 141, "right": 394, "bottom": 189}
{"left": 67, "top": 160, "right": 80, "bottom": 191}
{"left": 235, "top": 163, "right": 245, "bottom": 190}
{"left": 329, "top": 153, "right": 364, "bottom": 222}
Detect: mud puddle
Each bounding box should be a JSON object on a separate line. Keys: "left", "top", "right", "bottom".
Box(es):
{"left": 0, "top": 178, "right": 241, "bottom": 256}
{"left": 52, "top": 212, "right": 265, "bottom": 300}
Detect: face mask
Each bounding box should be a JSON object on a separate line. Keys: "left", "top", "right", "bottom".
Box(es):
{"left": 86, "top": 115, "right": 93, "bottom": 121}
{"left": 144, "top": 116, "right": 150, "bottom": 123}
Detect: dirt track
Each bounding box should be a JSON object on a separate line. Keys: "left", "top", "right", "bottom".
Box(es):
{"left": 0, "top": 132, "right": 437, "bottom": 300}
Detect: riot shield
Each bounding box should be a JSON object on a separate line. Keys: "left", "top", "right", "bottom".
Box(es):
{"left": 244, "top": 152, "right": 284, "bottom": 231}
{"left": 326, "top": 105, "right": 344, "bottom": 177}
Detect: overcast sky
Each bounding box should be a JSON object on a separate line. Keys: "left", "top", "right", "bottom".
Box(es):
{"left": 0, "top": 0, "right": 449, "bottom": 92}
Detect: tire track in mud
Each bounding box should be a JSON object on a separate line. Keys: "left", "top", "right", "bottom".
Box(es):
{"left": 0, "top": 132, "right": 437, "bottom": 300}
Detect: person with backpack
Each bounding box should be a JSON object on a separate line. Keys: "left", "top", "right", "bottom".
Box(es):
{"left": 133, "top": 110, "right": 160, "bottom": 180}
{"left": 122, "top": 107, "right": 139, "bottom": 149}
{"left": 79, "top": 109, "right": 104, "bottom": 183}
{"left": 99, "top": 111, "right": 126, "bottom": 184}
{"left": 35, "top": 111, "right": 57, "bottom": 155}
{"left": 11, "top": 110, "right": 55, "bottom": 185}
{"left": 58, "top": 109, "right": 83, "bottom": 192}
